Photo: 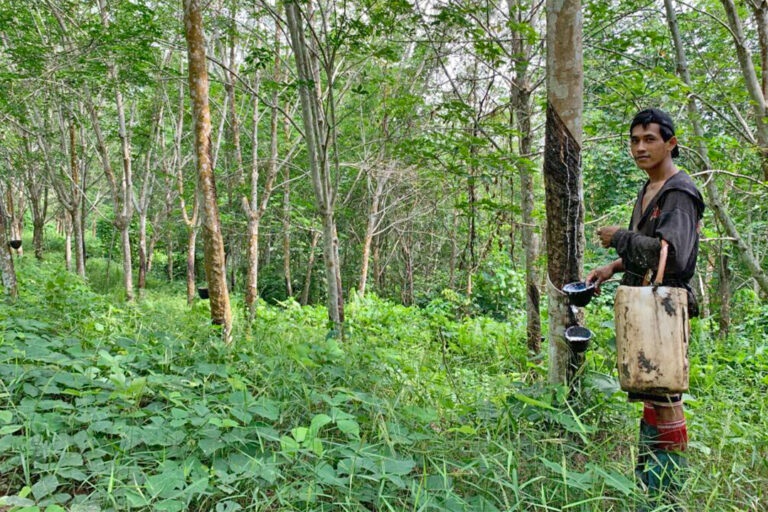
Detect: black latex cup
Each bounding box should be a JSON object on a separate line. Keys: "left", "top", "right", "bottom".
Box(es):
{"left": 9, "top": 240, "right": 21, "bottom": 249}
{"left": 197, "top": 287, "right": 209, "bottom": 299}
{"left": 562, "top": 281, "right": 596, "bottom": 307}
{"left": 565, "top": 325, "right": 592, "bottom": 352}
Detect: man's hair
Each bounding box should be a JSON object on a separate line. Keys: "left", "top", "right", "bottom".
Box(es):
{"left": 630, "top": 108, "right": 679, "bottom": 158}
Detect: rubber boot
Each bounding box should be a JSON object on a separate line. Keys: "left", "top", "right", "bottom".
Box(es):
{"left": 635, "top": 419, "right": 658, "bottom": 490}
{"left": 646, "top": 449, "right": 688, "bottom": 494}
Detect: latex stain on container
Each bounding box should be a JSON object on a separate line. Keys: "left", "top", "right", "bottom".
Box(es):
{"left": 614, "top": 286, "right": 689, "bottom": 394}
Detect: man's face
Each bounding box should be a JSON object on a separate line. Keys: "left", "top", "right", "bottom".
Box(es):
{"left": 629, "top": 123, "right": 677, "bottom": 171}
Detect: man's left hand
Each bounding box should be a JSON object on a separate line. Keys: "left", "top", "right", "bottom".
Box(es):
{"left": 596, "top": 225, "right": 621, "bottom": 248}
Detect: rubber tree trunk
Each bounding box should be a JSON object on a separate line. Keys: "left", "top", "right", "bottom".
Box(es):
{"left": 0, "top": 197, "right": 17, "bottom": 299}
{"left": 69, "top": 120, "right": 85, "bottom": 277}
{"left": 718, "top": 253, "right": 731, "bottom": 337}
{"left": 186, "top": 227, "right": 197, "bottom": 305}
{"left": 664, "top": 0, "right": 768, "bottom": 296}
{"left": 720, "top": 0, "right": 768, "bottom": 181}
{"left": 138, "top": 214, "right": 148, "bottom": 290}
{"left": 168, "top": 235, "right": 174, "bottom": 282}
{"left": 753, "top": 1, "right": 768, "bottom": 99}
{"left": 282, "top": 113, "right": 293, "bottom": 298}
{"left": 94, "top": 0, "right": 135, "bottom": 300}
{"left": 358, "top": 176, "right": 386, "bottom": 296}
{"left": 544, "top": 0, "right": 585, "bottom": 386}
{"left": 184, "top": 0, "right": 233, "bottom": 340}
{"left": 301, "top": 230, "right": 320, "bottom": 306}
{"left": 32, "top": 219, "right": 44, "bottom": 261}
{"left": 282, "top": 163, "right": 293, "bottom": 297}
{"left": 244, "top": 78, "right": 262, "bottom": 318}
{"left": 509, "top": 0, "right": 542, "bottom": 355}
{"left": 285, "top": 0, "right": 344, "bottom": 329}
{"left": 6, "top": 188, "right": 23, "bottom": 257}
{"left": 64, "top": 214, "right": 72, "bottom": 272}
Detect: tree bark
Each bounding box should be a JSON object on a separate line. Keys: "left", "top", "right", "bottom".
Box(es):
{"left": 721, "top": 0, "right": 768, "bottom": 181}
{"left": 136, "top": 105, "right": 164, "bottom": 293}
{"left": 509, "top": 0, "right": 542, "bottom": 355}
{"left": 137, "top": 214, "right": 148, "bottom": 290}
{"left": 68, "top": 119, "right": 85, "bottom": 277}
{"left": 285, "top": 0, "right": 344, "bottom": 329}
{"left": 448, "top": 209, "right": 459, "bottom": 288}
{"left": 93, "top": 0, "right": 135, "bottom": 300}
{"left": 168, "top": 235, "right": 174, "bottom": 282}
{"left": 186, "top": 227, "right": 198, "bottom": 305}
{"left": 64, "top": 213, "right": 72, "bottom": 272}
{"left": 545, "top": 0, "right": 585, "bottom": 385}
{"left": 184, "top": 0, "right": 233, "bottom": 340}
{"left": 718, "top": 252, "right": 731, "bottom": 337}
{"left": 752, "top": 0, "right": 768, "bottom": 100}
{"left": 401, "top": 233, "right": 414, "bottom": 306}
{"left": 665, "top": 0, "right": 768, "bottom": 296}
{"left": 244, "top": 76, "right": 262, "bottom": 317}
{"left": 359, "top": 174, "right": 388, "bottom": 296}
{"left": 282, "top": 111, "right": 293, "bottom": 298}
{"left": 301, "top": 230, "right": 320, "bottom": 306}
{"left": 0, "top": 190, "right": 17, "bottom": 299}
{"left": 6, "top": 184, "right": 24, "bottom": 257}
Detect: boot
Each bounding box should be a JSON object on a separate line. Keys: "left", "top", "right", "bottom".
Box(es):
{"left": 635, "top": 419, "right": 658, "bottom": 489}
{"left": 645, "top": 449, "right": 688, "bottom": 494}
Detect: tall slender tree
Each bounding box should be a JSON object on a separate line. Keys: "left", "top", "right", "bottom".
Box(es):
{"left": 665, "top": 0, "right": 768, "bottom": 296}
{"left": 544, "top": 0, "right": 585, "bottom": 385}
{"left": 183, "top": 0, "right": 233, "bottom": 340}
{"left": 284, "top": 0, "right": 345, "bottom": 329}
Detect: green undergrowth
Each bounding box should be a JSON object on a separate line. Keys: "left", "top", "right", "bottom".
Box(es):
{"left": 0, "top": 257, "right": 766, "bottom": 511}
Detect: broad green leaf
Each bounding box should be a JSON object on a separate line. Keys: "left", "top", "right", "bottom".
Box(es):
{"left": 336, "top": 419, "right": 360, "bottom": 438}
{"left": 0, "top": 496, "right": 35, "bottom": 507}
{"left": 309, "top": 413, "right": 332, "bottom": 438}
{"left": 31, "top": 475, "right": 59, "bottom": 501}
{"left": 382, "top": 458, "right": 415, "bottom": 476}
{"left": 291, "top": 427, "right": 308, "bottom": 443}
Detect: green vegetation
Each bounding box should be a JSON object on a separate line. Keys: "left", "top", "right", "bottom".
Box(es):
{"left": 1, "top": 249, "right": 766, "bottom": 511}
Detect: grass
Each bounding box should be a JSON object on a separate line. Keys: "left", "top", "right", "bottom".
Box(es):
{"left": 0, "top": 252, "right": 766, "bottom": 511}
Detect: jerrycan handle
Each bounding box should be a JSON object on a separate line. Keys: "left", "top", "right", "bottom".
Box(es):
{"left": 653, "top": 239, "right": 669, "bottom": 286}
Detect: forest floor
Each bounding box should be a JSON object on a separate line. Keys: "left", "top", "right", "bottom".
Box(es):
{"left": 0, "top": 251, "right": 766, "bottom": 511}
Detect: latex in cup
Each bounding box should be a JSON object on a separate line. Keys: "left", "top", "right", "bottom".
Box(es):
{"left": 562, "top": 281, "right": 596, "bottom": 307}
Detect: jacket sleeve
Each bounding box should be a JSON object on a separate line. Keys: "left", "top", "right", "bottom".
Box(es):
{"left": 653, "top": 191, "right": 700, "bottom": 274}
{"left": 611, "top": 229, "right": 661, "bottom": 271}
{"left": 611, "top": 191, "right": 699, "bottom": 275}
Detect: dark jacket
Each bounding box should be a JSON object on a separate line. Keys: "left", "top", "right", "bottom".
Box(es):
{"left": 611, "top": 171, "right": 705, "bottom": 313}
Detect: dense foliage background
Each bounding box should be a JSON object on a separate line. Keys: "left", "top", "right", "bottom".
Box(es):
{"left": 0, "top": 0, "right": 767, "bottom": 510}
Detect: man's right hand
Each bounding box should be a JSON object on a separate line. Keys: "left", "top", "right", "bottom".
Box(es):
{"left": 586, "top": 264, "right": 616, "bottom": 295}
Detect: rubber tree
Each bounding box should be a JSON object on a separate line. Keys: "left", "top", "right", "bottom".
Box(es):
{"left": 508, "top": 0, "right": 543, "bottom": 355}
{"left": 242, "top": 18, "right": 283, "bottom": 321}
{"left": 284, "top": 0, "right": 345, "bottom": 330}
{"left": 183, "top": 0, "right": 233, "bottom": 340}
{"left": 0, "top": 185, "right": 17, "bottom": 299}
{"left": 544, "top": 0, "right": 585, "bottom": 385}
{"left": 664, "top": 0, "right": 768, "bottom": 296}
{"left": 48, "top": 113, "right": 86, "bottom": 278}
{"left": 89, "top": 0, "right": 137, "bottom": 300}
{"left": 21, "top": 132, "right": 48, "bottom": 261}
{"left": 719, "top": 0, "right": 768, "bottom": 181}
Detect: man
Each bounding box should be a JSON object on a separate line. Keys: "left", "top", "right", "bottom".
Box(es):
{"left": 586, "top": 108, "right": 705, "bottom": 494}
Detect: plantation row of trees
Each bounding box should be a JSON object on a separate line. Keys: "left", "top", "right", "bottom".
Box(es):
{"left": 1, "top": 0, "right": 767, "bottom": 355}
